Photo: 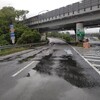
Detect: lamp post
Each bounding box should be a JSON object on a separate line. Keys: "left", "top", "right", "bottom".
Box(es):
{"left": 38, "top": 10, "right": 49, "bottom": 33}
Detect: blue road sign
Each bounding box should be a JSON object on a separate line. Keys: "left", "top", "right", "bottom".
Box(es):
{"left": 10, "top": 25, "right": 14, "bottom": 28}
{"left": 10, "top": 33, "right": 15, "bottom": 37}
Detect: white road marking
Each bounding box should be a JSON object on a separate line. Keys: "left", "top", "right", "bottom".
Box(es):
{"left": 84, "top": 54, "right": 97, "bottom": 56}
{"left": 84, "top": 56, "right": 100, "bottom": 59}
{"left": 87, "top": 59, "right": 100, "bottom": 62}
{"left": 92, "top": 64, "right": 100, "bottom": 67}
{"left": 72, "top": 47, "right": 100, "bottom": 75}
{"left": 12, "top": 61, "right": 37, "bottom": 77}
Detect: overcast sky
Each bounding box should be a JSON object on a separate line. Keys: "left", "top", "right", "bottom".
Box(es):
{"left": 0, "top": 0, "right": 80, "bottom": 17}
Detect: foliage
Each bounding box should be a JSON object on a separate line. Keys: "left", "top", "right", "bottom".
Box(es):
{"left": 0, "top": 34, "right": 9, "bottom": 45}
{"left": 17, "top": 30, "right": 41, "bottom": 44}
{"left": 47, "top": 32, "right": 61, "bottom": 37}
{"left": 0, "top": 7, "right": 16, "bottom": 24}
{"left": 0, "top": 6, "right": 41, "bottom": 46}
{"left": 14, "top": 23, "right": 29, "bottom": 42}
{"left": 16, "top": 10, "right": 29, "bottom": 21}
{"left": 61, "top": 34, "right": 71, "bottom": 42}
{"left": 0, "top": 47, "right": 27, "bottom": 56}
{"left": 47, "top": 32, "right": 74, "bottom": 42}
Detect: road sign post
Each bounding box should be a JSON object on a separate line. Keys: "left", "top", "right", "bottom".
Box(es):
{"left": 11, "top": 36, "right": 15, "bottom": 44}
{"left": 10, "top": 25, "right": 15, "bottom": 44}
{"left": 10, "top": 33, "right": 15, "bottom": 44}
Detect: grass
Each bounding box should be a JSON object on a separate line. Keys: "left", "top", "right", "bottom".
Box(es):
{"left": 0, "top": 47, "right": 28, "bottom": 56}
{"left": 0, "top": 41, "right": 48, "bottom": 56}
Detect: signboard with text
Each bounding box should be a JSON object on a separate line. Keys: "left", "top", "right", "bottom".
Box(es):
{"left": 10, "top": 24, "right": 15, "bottom": 44}
{"left": 77, "top": 29, "right": 85, "bottom": 41}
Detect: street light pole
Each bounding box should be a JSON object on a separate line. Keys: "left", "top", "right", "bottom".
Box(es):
{"left": 38, "top": 10, "right": 49, "bottom": 33}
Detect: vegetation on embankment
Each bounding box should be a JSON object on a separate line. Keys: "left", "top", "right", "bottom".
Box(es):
{"left": 47, "top": 31, "right": 75, "bottom": 42}
{"left": 0, "top": 6, "right": 41, "bottom": 46}
{"left": 0, "top": 47, "right": 27, "bottom": 56}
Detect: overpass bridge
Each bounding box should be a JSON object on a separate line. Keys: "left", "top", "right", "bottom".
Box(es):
{"left": 24, "top": 0, "right": 100, "bottom": 40}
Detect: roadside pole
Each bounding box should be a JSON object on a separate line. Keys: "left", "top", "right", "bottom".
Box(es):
{"left": 10, "top": 25, "right": 15, "bottom": 44}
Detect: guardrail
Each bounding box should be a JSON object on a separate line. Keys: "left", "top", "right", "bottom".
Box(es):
{"left": 0, "top": 42, "right": 48, "bottom": 50}
{"left": 25, "top": 0, "right": 99, "bottom": 26}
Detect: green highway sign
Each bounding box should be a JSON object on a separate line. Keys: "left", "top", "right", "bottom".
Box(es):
{"left": 77, "top": 29, "right": 85, "bottom": 41}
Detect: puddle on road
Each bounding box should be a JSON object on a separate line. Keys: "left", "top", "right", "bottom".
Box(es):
{"left": 33, "top": 54, "right": 100, "bottom": 88}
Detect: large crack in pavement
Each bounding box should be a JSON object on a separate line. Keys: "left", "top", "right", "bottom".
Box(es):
{"left": 33, "top": 53, "right": 53, "bottom": 75}
{"left": 57, "top": 56, "right": 100, "bottom": 88}
{"left": 0, "top": 46, "right": 48, "bottom": 62}
{"left": 18, "top": 47, "right": 49, "bottom": 64}
{"left": 31, "top": 51, "right": 100, "bottom": 88}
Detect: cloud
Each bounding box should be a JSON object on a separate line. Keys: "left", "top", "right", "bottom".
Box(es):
{"left": 0, "top": 0, "right": 79, "bottom": 17}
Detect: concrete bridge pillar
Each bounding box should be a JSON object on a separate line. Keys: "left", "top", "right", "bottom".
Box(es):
{"left": 75, "top": 23, "right": 84, "bottom": 42}
{"left": 41, "top": 33, "right": 47, "bottom": 41}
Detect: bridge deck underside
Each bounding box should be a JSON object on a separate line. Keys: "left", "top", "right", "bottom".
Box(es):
{"left": 28, "top": 11, "right": 100, "bottom": 32}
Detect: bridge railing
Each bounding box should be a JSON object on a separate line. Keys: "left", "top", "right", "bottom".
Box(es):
{"left": 24, "top": 0, "right": 100, "bottom": 26}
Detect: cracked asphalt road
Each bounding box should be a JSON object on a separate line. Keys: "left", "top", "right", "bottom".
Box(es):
{"left": 0, "top": 38, "right": 100, "bottom": 100}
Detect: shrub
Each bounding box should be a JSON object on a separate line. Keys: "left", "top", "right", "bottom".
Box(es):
{"left": 17, "top": 30, "right": 41, "bottom": 44}
{"left": 0, "top": 34, "right": 9, "bottom": 45}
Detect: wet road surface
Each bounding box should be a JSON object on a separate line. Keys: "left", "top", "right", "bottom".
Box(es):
{"left": 74, "top": 46, "right": 100, "bottom": 74}
{"left": 0, "top": 39, "right": 100, "bottom": 100}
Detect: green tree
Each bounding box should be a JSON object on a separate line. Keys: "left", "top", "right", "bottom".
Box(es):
{"left": 0, "top": 34, "right": 9, "bottom": 45}
{"left": 62, "top": 33, "right": 71, "bottom": 42}
{"left": 17, "top": 30, "right": 41, "bottom": 44}
{"left": 16, "top": 10, "right": 29, "bottom": 21}
{"left": 0, "top": 6, "right": 29, "bottom": 45}
{"left": 0, "top": 7, "right": 16, "bottom": 24}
